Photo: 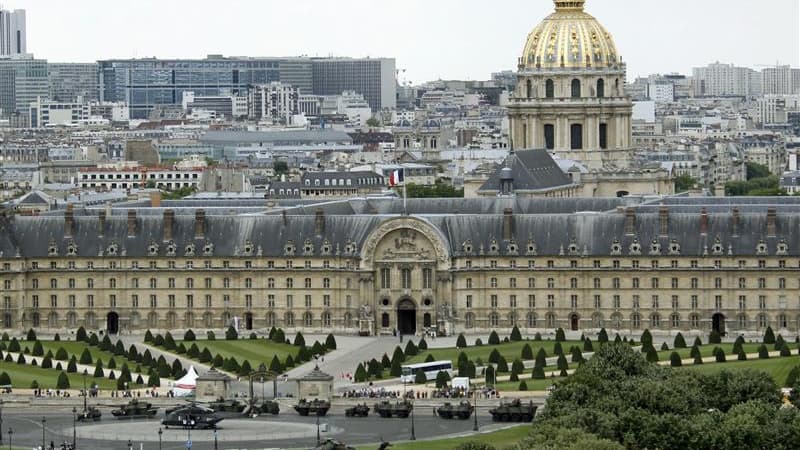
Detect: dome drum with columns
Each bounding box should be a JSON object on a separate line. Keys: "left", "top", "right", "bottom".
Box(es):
{"left": 509, "top": 0, "right": 633, "bottom": 171}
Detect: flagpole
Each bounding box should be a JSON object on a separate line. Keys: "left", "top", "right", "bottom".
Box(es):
{"left": 403, "top": 180, "right": 407, "bottom": 216}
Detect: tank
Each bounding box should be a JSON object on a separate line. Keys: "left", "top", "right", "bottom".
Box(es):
{"left": 294, "top": 399, "right": 331, "bottom": 417}
{"left": 208, "top": 398, "right": 248, "bottom": 413}
{"left": 312, "top": 438, "right": 356, "bottom": 450}
{"left": 255, "top": 400, "right": 281, "bottom": 415}
{"left": 488, "top": 399, "right": 537, "bottom": 422}
{"left": 110, "top": 399, "right": 158, "bottom": 419}
{"left": 344, "top": 403, "right": 370, "bottom": 417}
{"left": 436, "top": 401, "right": 474, "bottom": 420}
{"left": 76, "top": 406, "right": 102, "bottom": 422}
{"left": 373, "top": 400, "right": 413, "bottom": 418}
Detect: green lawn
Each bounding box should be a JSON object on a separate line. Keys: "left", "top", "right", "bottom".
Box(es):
{"left": 0, "top": 360, "right": 119, "bottom": 389}
{"left": 493, "top": 376, "right": 559, "bottom": 391}
{"left": 406, "top": 340, "right": 584, "bottom": 366}
{"left": 355, "top": 425, "right": 532, "bottom": 450}
{"left": 176, "top": 339, "right": 301, "bottom": 368}
{"left": 39, "top": 340, "right": 143, "bottom": 369}
{"left": 656, "top": 343, "right": 787, "bottom": 359}
{"left": 680, "top": 355, "right": 800, "bottom": 387}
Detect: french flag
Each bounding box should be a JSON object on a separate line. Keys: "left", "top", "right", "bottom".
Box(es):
{"left": 389, "top": 169, "right": 405, "bottom": 187}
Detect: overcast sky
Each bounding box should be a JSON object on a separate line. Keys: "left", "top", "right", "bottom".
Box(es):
{"left": 12, "top": 0, "right": 800, "bottom": 83}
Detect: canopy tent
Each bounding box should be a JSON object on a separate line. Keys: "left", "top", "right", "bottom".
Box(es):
{"left": 170, "top": 366, "right": 199, "bottom": 397}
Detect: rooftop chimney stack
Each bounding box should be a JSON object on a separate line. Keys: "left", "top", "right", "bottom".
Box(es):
{"left": 731, "top": 208, "right": 740, "bottom": 237}
{"left": 64, "top": 203, "right": 75, "bottom": 239}
{"left": 624, "top": 208, "right": 636, "bottom": 235}
{"left": 658, "top": 205, "right": 669, "bottom": 237}
{"left": 767, "top": 208, "right": 777, "bottom": 237}
{"left": 194, "top": 210, "right": 206, "bottom": 240}
{"left": 315, "top": 209, "right": 325, "bottom": 236}
{"left": 98, "top": 211, "right": 106, "bottom": 238}
{"left": 163, "top": 210, "right": 175, "bottom": 242}
{"left": 700, "top": 208, "right": 708, "bottom": 235}
{"left": 127, "top": 210, "right": 137, "bottom": 237}
{"left": 503, "top": 208, "right": 514, "bottom": 241}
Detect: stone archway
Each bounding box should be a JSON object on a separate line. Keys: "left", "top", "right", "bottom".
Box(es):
{"left": 570, "top": 313, "right": 580, "bottom": 331}
{"left": 397, "top": 299, "right": 417, "bottom": 335}
{"left": 712, "top": 313, "right": 726, "bottom": 336}
{"left": 107, "top": 312, "right": 120, "bottom": 334}
{"left": 245, "top": 312, "right": 254, "bottom": 331}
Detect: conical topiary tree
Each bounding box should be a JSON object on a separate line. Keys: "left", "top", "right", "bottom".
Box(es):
{"left": 571, "top": 347, "right": 584, "bottom": 363}
{"left": 225, "top": 326, "right": 238, "bottom": 341}
{"left": 764, "top": 326, "right": 776, "bottom": 345}
{"left": 759, "top": 344, "right": 770, "bottom": 359}
{"left": 213, "top": 354, "right": 224, "bottom": 368}
{"left": 598, "top": 328, "right": 609, "bottom": 343}
{"left": 776, "top": 335, "right": 786, "bottom": 351}
{"left": 199, "top": 348, "right": 213, "bottom": 363}
{"left": 425, "top": 354, "right": 435, "bottom": 363}
{"left": 354, "top": 363, "right": 367, "bottom": 383}
{"left": 32, "top": 340, "right": 44, "bottom": 356}
{"left": 77, "top": 327, "right": 88, "bottom": 342}
{"left": 404, "top": 340, "right": 418, "bottom": 357}
{"left": 381, "top": 353, "right": 391, "bottom": 369}
{"left": 107, "top": 357, "right": 117, "bottom": 370}
{"left": 26, "top": 328, "right": 36, "bottom": 341}
{"left": 555, "top": 328, "right": 566, "bottom": 342}
{"left": 709, "top": 330, "right": 722, "bottom": 345}
{"left": 147, "top": 370, "right": 160, "bottom": 388}
{"left": 583, "top": 338, "right": 594, "bottom": 352}
{"left": 670, "top": 352, "right": 682, "bottom": 367}
{"left": 488, "top": 331, "right": 500, "bottom": 346}
{"left": 737, "top": 349, "right": 747, "bottom": 361}
{"left": 535, "top": 348, "right": 547, "bottom": 368}
{"left": 519, "top": 380, "right": 529, "bottom": 391}
{"left": 510, "top": 326, "right": 522, "bottom": 342}
{"left": 661, "top": 342, "right": 669, "bottom": 351}
{"left": 415, "top": 369, "right": 427, "bottom": 384}
{"left": 293, "top": 332, "right": 306, "bottom": 347}
{"left": 207, "top": 331, "right": 216, "bottom": 341}
{"left": 418, "top": 338, "right": 428, "bottom": 351}
{"left": 93, "top": 360, "right": 104, "bottom": 378}
{"left": 269, "top": 355, "right": 283, "bottom": 373}
{"left": 733, "top": 336, "right": 745, "bottom": 355}
{"left": 488, "top": 349, "right": 501, "bottom": 364}
{"left": 163, "top": 332, "right": 176, "bottom": 350}
{"left": 553, "top": 342, "right": 563, "bottom": 356}
{"left": 641, "top": 329, "right": 653, "bottom": 349}
{"left": 456, "top": 334, "right": 467, "bottom": 348}
{"left": 496, "top": 356, "right": 509, "bottom": 373}
{"left": 781, "top": 342, "right": 792, "bottom": 357}
{"left": 0, "top": 372, "right": 10, "bottom": 386}
{"left": 532, "top": 365, "right": 545, "bottom": 380}
{"left": 673, "top": 333, "right": 687, "bottom": 349}
{"left": 67, "top": 356, "right": 77, "bottom": 373}
{"left": 184, "top": 329, "right": 196, "bottom": 341}
{"left": 645, "top": 347, "right": 659, "bottom": 363}
{"left": 521, "top": 343, "right": 533, "bottom": 360}
{"left": 786, "top": 366, "right": 800, "bottom": 387}
{"left": 79, "top": 348, "right": 92, "bottom": 365}
{"left": 557, "top": 354, "right": 568, "bottom": 371}
{"left": 484, "top": 365, "right": 496, "bottom": 386}
{"left": 435, "top": 370, "right": 450, "bottom": 389}
{"left": 693, "top": 352, "right": 703, "bottom": 365}
{"left": 325, "top": 334, "right": 337, "bottom": 350}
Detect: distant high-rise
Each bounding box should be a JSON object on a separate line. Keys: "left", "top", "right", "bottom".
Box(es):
{"left": 692, "top": 62, "right": 758, "bottom": 97}
{"left": 48, "top": 63, "right": 100, "bottom": 102}
{"left": 312, "top": 58, "right": 396, "bottom": 111}
{"left": 0, "top": 8, "right": 26, "bottom": 56}
{"left": 0, "top": 55, "right": 47, "bottom": 123}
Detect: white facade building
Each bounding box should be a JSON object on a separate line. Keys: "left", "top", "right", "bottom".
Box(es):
{"left": 647, "top": 81, "right": 674, "bottom": 103}
{"left": 29, "top": 97, "right": 90, "bottom": 128}
{"left": 78, "top": 162, "right": 204, "bottom": 190}
{"left": 762, "top": 66, "right": 794, "bottom": 95}
{"left": 693, "top": 63, "right": 757, "bottom": 97}
{"left": 249, "top": 82, "right": 299, "bottom": 124}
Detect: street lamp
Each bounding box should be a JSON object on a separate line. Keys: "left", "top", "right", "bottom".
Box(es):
{"left": 316, "top": 412, "right": 321, "bottom": 446}
{"left": 72, "top": 407, "right": 77, "bottom": 449}
{"left": 6, "top": 428, "right": 11, "bottom": 450}
{"left": 82, "top": 369, "right": 88, "bottom": 411}
{"left": 473, "top": 388, "right": 479, "bottom": 432}
{"left": 158, "top": 428, "right": 163, "bottom": 450}
{"left": 127, "top": 439, "right": 132, "bottom": 450}
{"left": 40, "top": 416, "right": 46, "bottom": 450}
{"left": 213, "top": 430, "right": 218, "bottom": 450}
{"left": 410, "top": 401, "right": 416, "bottom": 441}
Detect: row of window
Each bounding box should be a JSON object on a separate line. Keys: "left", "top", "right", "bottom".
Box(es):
{"left": 464, "top": 276, "right": 793, "bottom": 290}
{"left": 20, "top": 276, "right": 348, "bottom": 290}
{"left": 379, "top": 268, "right": 434, "bottom": 290}
{"left": 462, "top": 312, "right": 784, "bottom": 330}
{"left": 24, "top": 293, "right": 350, "bottom": 310}
{"left": 525, "top": 78, "right": 618, "bottom": 99}
{"left": 23, "top": 260, "right": 352, "bottom": 270}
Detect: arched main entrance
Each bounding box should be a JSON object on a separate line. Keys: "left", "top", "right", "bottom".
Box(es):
{"left": 397, "top": 299, "right": 417, "bottom": 335}
{"left": 712, "top": 313, "right": 726, "bottom": 336}
{"left": 107, "top": 312, "right": 120, "bottom": 334}
{"left": 245, "top": 313, "right": 254, "bottom": 331}
{"left": 570, "top": 314, "right": 580, "bottom": 331}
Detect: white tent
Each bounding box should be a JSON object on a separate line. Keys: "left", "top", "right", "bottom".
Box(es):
{"left": 171, "top": 366, "right": 199, "bottom": 397}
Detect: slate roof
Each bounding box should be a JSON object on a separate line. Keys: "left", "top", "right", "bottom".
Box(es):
{"left": 1, "top": 197, "right": 799, "bottom": 259}
{"left": 200, "top": 130, "right": 353, "bottom": 146}
{"left": 479, "top": 150, "right": 574, "bottom": 193}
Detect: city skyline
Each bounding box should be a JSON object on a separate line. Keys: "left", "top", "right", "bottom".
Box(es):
{"left": 10, "top": 0, "right": 800, "bottom": 84}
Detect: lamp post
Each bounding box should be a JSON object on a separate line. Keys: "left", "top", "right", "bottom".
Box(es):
{"left": 158, "top": 428, "right": 163, "bottom": 450}
{"left": 473, "top": 388, "right": 479, "bottom": 432}
{"left": 82, "top": 369, "right": 88, "bottom": 411}
{"left": 40, "top": 416, "right": 46, "bottom": 450}
{"left": 213, "top": 430, "right": 218, "bottom": 450}
{"left": 127, "top": 439, "right": 132, "bottom": 450}
{"left": 6, "top": 428, "right": 11, "bottom": 450}
{"left": 72, "top": 407, "right": 77, "bottom": 449}
{"left": 0, "top": 399, "right": 4, "bottom": 445}
{"left": 410, "top": 401, "right": 416, "bottom": 441}
{"left": 316, "top": 412, "right": 321, "bottom": 446}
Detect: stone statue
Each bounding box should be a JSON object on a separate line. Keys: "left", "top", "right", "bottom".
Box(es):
{"left": 359, "top": 304, "right": 373, "bottom": 320}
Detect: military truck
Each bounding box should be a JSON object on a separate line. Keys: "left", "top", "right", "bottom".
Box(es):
{"left": 208, "top": 398, "right": 248, "bottom": 413}
{"left": 344, "top": 403, "right": 370, "bottom": 417}
{"left": 76, "top": 406, "right": 102, "bottom": 422}
{"left": 111, "top": 399, "right": 158, "bottom": 419}
{"left": 255, "top": 399, "right": 281, "bottom": 415}
{"left": 373, "top": 400, "right": 412, "bottom": 418}
{"left": 488, "top": 399, "right": 537, "bottom": 422}
{"left": 294, "top": 399, "right": 331, "bottom": 416}
{"left": 436, "top": 401, "right": 474, "bottom": 420}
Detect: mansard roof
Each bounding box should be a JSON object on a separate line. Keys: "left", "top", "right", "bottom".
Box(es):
{"left": 1, "top": 196, "right": 799, "bottom": 259}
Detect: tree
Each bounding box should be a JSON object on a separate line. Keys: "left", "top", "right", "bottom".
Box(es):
{"left": 747, "top": 161, "right": 772, "bottom": 180}
{"left": 207, "top": 331, "right": 216, "bottom": 341}
{"left": 88, "top": 333, "right": 99, "bottom": 346}
{"left": 225, "top": 326, "right": 238, "bottom": 341}
{"left": 26, "top": 328, "right": 36, "bottom": 341}
{"left": 474, "top": 338, "right": 483, "bottom": 346}
{"left": 67, "top": 356, "right": 77, "bottom": 373}
{"left": 415, "top": 369, "right": 427, "bottom": 384}
{"left": 775, "top": 335, "right": 786, "bottom": 351}
{"left": 661, "top": 342, "right": 670, "bottom": 351}
{"left": 269, "top": 355, "right": 283, "bottom": 373}
{"left": 32, "top": 340, "right": 44, "bottom": 356}
{"left": 484, "top": 365, "right": 496, "bottom": 386}
{"left": 510, "top": 326, "right": 522, "bottom": 342}
{"left": 584, "top": 338, "right": 594, "bottom": 352}
{"left": 147, "top": 371, "right": 160, "bottom": 388}
{"left": 404, "top": 340, "right": 418, "bottom": 356}
{"left": 714, "top": 347, "right": 727, "bottom": 363}
{"left": 30, "top": 380, "right": 39, "bottom": 389}
{"left": 391, "top": 346, "right": 405, "bottom": 365}
{"left": 781, "top": 342, "right": 792, "bottom": 357}
{"left": 41, "top": 356, "right": 53, "bottom": 369}
{"left": 293, "top": 332, "right": 306, "bottom": 347}
{"left": 238, "top": 360, "right": 252, "bottom": 377}
{"left": 521, "top": 343, "right": 533, "bottom": 360}
{"left": 674, "top": 333, "right": 687, "bottom": 349}
{"left": 732, "top": 336, "right": 745, "bottom": 354}
{"left": 163, "top": 332, "right": 176, "bottom": 350}
{"left": 77, "top": 327, "right": 88, "bottom": 342}
{"left": 273, "top": 328, "right": 285, "bottom": 344}
{"left": 489, "top": 349, "right": 501, "bottom": 364}
{"left": 187, "top": 343, "right": 200, "bottom": 358}
{"left": 171, "top": 359, "right": 184, "bottom": 379}
{"left": 598, "top": 328, "right": 609, "bottom": 343}
{"left": 79, "top": 348, "right": 92, "bottom": 365}
{"left": 15, "top": 354, "right": 24, "bottom": 365}
{"left": 0, "top": 372, "right": 10, "bottom": 386}
{"left": 737, "top": 349, "right": 747, "bottom": 361}
{"left": 107, "top": 357, "right": 116, "bottom": 369}
{"left": 405, "top": 181, "right": 464, "bottom": 199}
{"left": 645, "top": 347, "right": 659, "bottom": 362}
{"left": 518, "top": 380, "right": 529, "bottom": 391}
{"left": 571, "top": 347, "right": 584, "bottom": 364}
{"left": 535, "top": 348, "right": 548, "bottom": 369}
{"left": 213, "top": 354, "right": 224, "bottom": 368}
{"left": 381, "top": 353, "right": 391, "bottom": 369}
{"left": 390, "top": 357, "right": 402, "bottom": 378}
{"left": 93, "top": 360, "right": 104, "bottom": 378}
{"left": 456, "top": 334, "right": 467, "bottom": 348}
{"left": 670, "top": 352, "right": 682, "bottom": 367}
{"left": 554, "top": 342, "right": 564, "bottom": 356}
{"left": 425, "top": 354, "right": 435, "bottom": 363}
{"left": 325, "top": 334, "right": 337, "bottom": 350}
{"left": 693, "top": 336, "right": 703, "bottom": 348}
{"left": 497, "top": 356, "right": 509, "bottom": 373}
{"left": 435, "top": 370, "right": 451, "bottom": 389}
{"left": 674, "top": 174, "right": 698, "bottom": 192}
{"left": 786, "top": 366, "right": 800, "bottom": 387}
{"left": 759, "top": 344, "right": 770, "bottom": 359}
{"left": 532, "top": 365, "right": 545, "bottom": 380}
{"left": 555, "top": 328, "right": 566, "bottom": 342}
{"left": 511, "top": 359, "right": 525, "bottom": 376}
{"left": 7, "top": 338, "right": 19, "bottom": 353}
{"left": 641, "top": 329, "right": 653, "bottom": 349}
{"left": 184, "top": 330, "right": 196, "bottom": 341}
{"left": 367, "top": 359, "right": 383, "bottom": 379}
{"left": 272, "top": 160, "right": 289, "bottom": 175}
{"left": 153, "top": 335, "right": 164, "bottom": 347}
{"left": 100, "top": 335, "right": 112, "bottom": 351}
{"left": 488, "top": 331, "right": 500, "bottom": 345}
{"left": 366, "top": 117, "right": 381, "bottom": 128}
{"left": 114, "top": 340, "right": 126, "bottom": 356}
{"left": 557, "top": 354, "right": 568, "bottom": 371}
{"left": 128, "top": 345, "right": 139, "bottom": 362}
{"left": 418, "top": 338, "right": 428, "bottom": 351}
{"left": 709, "top": 330, "right": 722, "bottom": 345}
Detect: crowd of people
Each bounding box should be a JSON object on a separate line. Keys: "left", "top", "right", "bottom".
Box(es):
{"left": 32, "top": 388, "right": 71, "bottom": 398}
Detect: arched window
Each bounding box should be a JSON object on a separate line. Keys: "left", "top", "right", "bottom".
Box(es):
{"left": 546, "top": 313, "right": 556, "bottom": 328}
{"left": 570, "top": 124, "right": 583, "bottom": 150}
{"left": 166, "top": 312, "right": 177, "bottom": 328}
{"left": 489, "top": 313, "right": 499, "bottom": 327}
{"left": 285, "top": 312, "right": 294, "bottom": 327}
{"left": 204, "top": 312, "right": 214, "bottom": 328}
{"left": 527, "top": 313, "right": 537, "bottom": 328}
{"left": 571, "top": 79, "right": 581, "bottom": 98}
{"left": 611, "top": 313, "right": 622, "bottom": 329}
{"left": 184, "top": 312, "right": 194, "bottom": 328}
{"left": 545, "top": 79, "right": 554, "bottom": 98}
{"left": 526, "top": 79, "right": 532, "bottom": 98}
{"left": 599, "top": 123, "right": 608, "bottom": 149}
{"left": 303, "top": 312, "right": 313, "bottom": 327}
{"left": 266, "top": 312, "right": 276, "bottom": 327}
{"left": 689, "top": 314, "right": 700, "bottom": 329}
{"left": 757, "top": 314, "right": 768, "bottom": 329}
{"left": 597, "top": 79, "right": 605, "bottom": 98}
{"left": 66, "top": 312, "right": 76, "bottom": 328}
{"left": 48, "top": 312, "right": 58, "bottom": 328}
{"left": 465, "top": 313, "right": 475, "bottom": 329}
{"left": 322, "top": 312, "right": 331, "bottom": 327}
{"left": 147, "top": 312, "right": 158, "bottom": 328}
{"left": 344, "top": 313, "right": 353, "bottom": 328}
{"left": 650, "top": 314, "right": 661, "bottom": 329}
{"left": 631, "top": 313, "right": 641, "bottom": 330}
{"left": 424, "top": 313, "right": 432, "bottom": 328}
{"left": 544, "top": 124, "right": 555, "bottom": 150}
{"left": 592, "top": 313, "right": 604, "bottom": 328}
{"left": 737, "top": 314, "right": 747, "bottom": 330}
{"left": 671, "top": 313, "right": 680, "bottom": 328}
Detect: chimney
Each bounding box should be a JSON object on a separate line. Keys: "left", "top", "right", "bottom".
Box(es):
{"left": 127, "top": 210, "right": 137, "bottom": 237}
{"left": 64, "top": 203, "right": 75, "bottom": 238}
{"left": 502, "top": 208, "right": 514, "bottom": 241}
{"left": 731, "top": 208, "right": 740, "bottom": 237}
{"left": 315, "top": 209, "right": 325, "bottom": 235}
{"left": 700, "top": 208, "right": 708, "bottom": 235}
{"left": 624, "top": 208, "right": 636, "bottom": 235}
{"left": 658, "top": 205, "right": 669, "bottom": 237}
{"left": 767, "top": 208, "right": 777, "bottom": 237}
{"left": 194, "top": 209, "right": 206, "bottom": 240}
{"left": 163, "top": 209, "right": 175, "bottom": 242}
{"left": 150, "top": 191, "right": 162, "bottom": 208}
{"left": 98, "top": 210, "right": 106, "bottom": 238}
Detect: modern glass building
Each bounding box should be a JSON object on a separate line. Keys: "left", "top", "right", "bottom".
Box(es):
{"left": 48, "top": 63, "right": 100, "bottom": 102}
{"left": 0, "top": 55, "right": 48, "bottom": 121}
{"left": 312, "top": 58, "right": 396, "bottom": 111}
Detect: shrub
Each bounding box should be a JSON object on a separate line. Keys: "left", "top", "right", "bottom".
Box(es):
{"left": 184, "top": 330, "right": 196, "bottom": 341}
{"left": 142, "top": 350, "right": 153, "bottom": 367}
{"left": 532, "top": 366, "right": 545, "bottom": 380}
{"left": 584, "top": 338, "right": 594, "bottom": 352}
{"left": 107, "top": 357, "right": 117, "bottom": 370}
{"left": 418, "top": 338, "right": 428, "bottom": 351}
{"left": 673, "top": 333, "right": 687, "bottom": 349}
{"left": 325, "top": 334, "right": 337, "bottom": 350}
{"left": 32, "top": 340, "right": 44, "bottom": 356}
{"left": 404, "top": 340, "right": 418, "bottom": 356}
{"left": 786, "top": 366, "right": 800, "bottom": 387}
{"left": 555, "top": 328, "right": 566, "bottom": 342}
{"left": 171, "top": 359, "right": 184, "bottom": 378}
{"left": 392, "top": 346, "right": 405, "bottom": 365}
{"left": 273, "top": 328, "right": 285, "bottom": 344}
{"left": 153, "top": 335, "right": 164, "bottom": 347}
{"left": 114, "top": 340, "right": 125, "bottom": 356}
{"left": 535, "top": 348, "right": 548, "bottom": 368}
{"left": 456, "top": 334, "right": 467, "bottom": 348}
{"left": 670, "top": 352, "right": 682, "bottom": 367}
{"left": 199, "top": 348, "right": 213, "bottom": 363}
{"left": 489, "top": 349, "right": 501, "bottom": 364}
{"left": 144, "top": 329, "right": 154, "bottom": 343}
{"left": 521, "top": 343, "right": 533, "bottom": 360}
{"left": 128, "top": 345, "right": 139, "bottom": 362}
{"left": 67, "top": 356, "right": 77, "bottom": 373}
{"left": 510, "top": 372, "right": 519, "bottom": 382}
{"left": 510, "top": 326, "right": 522, "bottom": 342}
{"left": 692, "top": 336, "right": 702, "bottom": 348}
{"left": 26, "top": 328, "right": 36, "bottom": 341}
{"left": 311, "top": 341, "right": 324, "bottom": 356}
{"left": 390, "top": 357, "right": 402, "bottom": 377}
{"left": 534, "top": 332, "right": 542, "bottom": 341}
{"left": 293, "top": 332, "right": 306, "bottom": 347}
{"left": 776, "top": 335, "right": 786, "bottom": 351}
{"left": 88, "top": 333, "right": 99, "bottom": 346}
{"left": 738, "top": 349, "right": 748, "bottom": 361}
{"left": 30, "top": 358, "right": 37, "bottom": 367}
{"left": 519, "top": 380, "right": 529, "bottom": 391}
{"left": 571, "top": 347, "right": 584, "bottom": 363}
{"left": 187, "top": 343, "right": 200, "bottom": 358}
{"left": 764, "top": 326, "right": 776, "bottom": 345}
{"left": 641, "top": 330, "right": 653, "bottom": 348}
{"left": 614, "top": 334, "right": 622, "bottom": 344}
{"left": 93, "top": 360, "right": 104, "bottom": 378}
{"left": 238, "top": 360, "right": 252, "bottom": 377}
{"left": 484, "top": 365, "right": 496, "bottom": 385}
{"left": 147, "top": 371, "right": 160, "bottom": 388}
{"left": 30, "top": 380, "right": 39, "bottom": 389}
{"left": 213, "top": 354, "right": 224, "bottom": 368}
{"left": 100, "top": 335, "right": 112, "bottom": 351}
{"left": 661, "top": 342, "right": 669, "bottom": 351}
{"left": 41, "top": 356, "right": 52, "bottom": 369}
{"left": 0, "top": 372, "right": 10, "bottom": 386}
{"left": 207, "top": 331, "right": 216, "bottom": 341}
{"left": 497, "top": 356, "right": 509, "bottom": 373}
{"left": 557, "top": 354, "right": 568, "bottom": 371}
{"left": 425, "top": 354, "right": 435, "bottom": 363}
{"left": 176, "top": 343, "right": 187, "bottom": 355}
{"left": 512, "top": 359, "right": 524, "bottom": 375}
{"left": 163, "top": 332, "right": 176, "bottom": 350}
{"left": 225, "top": 326, "right": 238, "bottom": 341}
{"left": 488, "top": 330, "right": 500, "bottom": 346}
{"left": 249, "top": 333, "right": 257, "bottom": 340}
{"left": 714, "top": 347, "right": 727, "bottom": 363}
{"left": 8, "top": 338, "right": 19, "bottom": 353}
{"left": 553, "top": 342, "right": 563, "bottom": 356}
{"left": 598, "top": 328, "right": 609, "bottom": 343}
{"left": 16, "top": 354, "right": 24, "bottom": 365}
{"left": 79, "top": 348, "right": 92, "bottom": 365}
{"left": 709, "top": 330, "right": 722, "bottom": 345}
{"left": 381, "top": 353, "right": 391, "bottom": 369}
{"left": 435, "top": 370, "right": 451, "bottom": 389}
{"left": 733, "top": 336, "right": 745, "bottom": 354}
{"left": 77, "top": 327, "right": 88, "bottom": 342}
{"left": 645, "top": 347, "right": 659, "bottom": 362}
{"left": 453, "top": 442, "right": 496, "bottom": 450}
{"left": 269, "top": 355, "right": 283, "bottom": 373}
{"left": 781, "top": 343, "right": 792, "bottom": 357}
{"left": 759, "top": 344, "right": 770, "bottom": 359}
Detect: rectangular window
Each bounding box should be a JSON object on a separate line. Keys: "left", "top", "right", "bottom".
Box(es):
{"left": 510, "top": 295, "right": 517, "bottom": 308}
{"left": 267, "top": 295, "right": 275, "bottom": 308}
{"left": 691, "top": 295, "right": 698, "bottom": 310}
{"left": 168, "top": 295, "right": 176, "bottom": 308}
{"left": 381, "top": 268, "right": 391, "bottom": 289}
{"left": 423, "top": 268, "right": 432, "bottom": 289}
{"left": 599, "top": 123, "right": 608, "bottom": 149}
{"left": 509, "top": 278, "right": 517, "bottom": 289}
{"left": 132, "top": 295, "right": 139, "bottom": 308}
{"left": 544, "top": 124, "right": 555, "bottom": 150}
{"left": 739, "top": 295, "right": 746, "bottom": 310}
{"left": 570, "top": 295, "right": 578, "bottom": 309}
{"left": 633, "top": 295, "right": 640, "bottom": 309}
{"left": 547, "top": 295, "right": 555, "bottom": 308}
{"left": 109, "top": 295, "right": 116, "bottom": 309}
{"left": 466, "top": 295, "right": 473, "bottom": 309}
{"left": 50, "top": 295, "right": 58, "bottom": 308}
{"left": 594, "top": 295, "right": 601, "bottom": 310}
{"left": 205, "top": 295, "right": 212, "bottom": 309}
{"left": 401, "top": 269, "right": 412, "bottom": 289}
{"left": 305, "top": 295, "right": 312, "bottom": 308}
{"left": 671, "top": 278, "right": 678, "bottom": 289}
{"left": 652, "top": 295, "right": 659, "bottom": 310}
{"left": 245, "top": 295, "right": 252, "bottom": 309}
{"left": 528, "top": 278, "right": 535, "bottom": 288}
{"left": 528, "top": 295, "right": 536, "bottom": 308}
{"left": 672, "top": 295, "right": 679, "bottom": 310}
{"left": 150, "top": 295, "right": 157, "bottom": 308}
{"left": 87, "top": 295, "right": 94, "bottom": 308}
{"left": 613, "top": 295, "right": 620, "bottom": 309}
{"left": 323, "top": 295, "right": 331, "bottom": 307}
{"left": 715, "top": 296, "right": 723, "bottom": 310}
{"left": 32, "top": 295, "right": 39, "bottom": 309}
{"left": 759, "top": 296, "right": 767, "bottom": 310}
{"left": 570, "top": 124, "right": 583, "bottom": 150}
{"left": 490, "top": 295, "right": 498, "bottom": 308}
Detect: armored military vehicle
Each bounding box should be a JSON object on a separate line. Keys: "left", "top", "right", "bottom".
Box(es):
{"left": 208, "top": 398, "right": 248, "bottom": 413}
{"left": 162, "top": 404, "right": 223, "bottom": 430}
{"left": 254, "top": 399, "right": 281, "bottom": 415}
{"left": 344, "top": 403, "right": 370, "bottom": 417}
{"left": 294, "top": 398, "right": 331, "bottom": 416}
{"left": 488, "top": 399, "right": 537, "bottom": 422}
{"left": 311, "top": 438, "right": 356, "bottom": 450}
{"left": 373, "top": 400, "right": 412, "bottom": 418}
{"left": 436, "top": 401, "right": 474, "bottom": 420}
{"left": 76, "top": 406, "right": 102, "bottom": 422}
{"left": 110, "top": 399, "right": 158, "bottom": 419}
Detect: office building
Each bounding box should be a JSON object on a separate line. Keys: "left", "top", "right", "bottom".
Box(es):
{"left": 762, "top": 65, "right": 794, "bottom": 96}
{"left": 0, "top": 55, "right": 48, "bottom": 122}
{"left": 182, "top": 91, "right": 248, "bottom": 119}
{"left": 0, "top": 8, "right": 25, "bottom": 56}
{"left": 29, "top": 97, "right": 90, "bottom": 128}
{"left": 47, "top": 63, "right": 100, "bottom": 102}
{"left": 248, "top": 82, "right": 299, "bottom": 124}
{"left": 692, "top": 63, "right": 757, "bottom": 97}
{"left": 312, "top": 58, "right": 396, "bottom": 111}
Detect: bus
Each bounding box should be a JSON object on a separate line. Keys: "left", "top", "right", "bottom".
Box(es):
{"left": 400, "top": 360, "right": 453, "bottom": 383}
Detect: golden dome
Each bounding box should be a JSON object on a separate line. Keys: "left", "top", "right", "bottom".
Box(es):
{"left": 520, "top": 0, "right": 619, "bottom": 70}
